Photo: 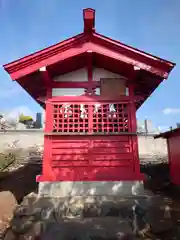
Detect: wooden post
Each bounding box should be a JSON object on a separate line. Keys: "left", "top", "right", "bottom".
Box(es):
{"left": 39, "top": 67, "right": 54, "bottom": 179}
{"left": 128, "top": 69, "right": 140, "bottom": 174}
{"left": 87, "top": 52, "right": 93, "bottom": 133}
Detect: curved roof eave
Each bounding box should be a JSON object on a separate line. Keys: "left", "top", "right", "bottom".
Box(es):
{"left": 3, "top": 32, "right": 175, "bottom": 81}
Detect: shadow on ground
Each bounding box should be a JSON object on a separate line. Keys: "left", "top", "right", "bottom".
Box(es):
{"left": 0, "top": 162, "right": 41, "bottom": 203}
{"left": 0, "top": 161, "right": 179, "bottom": 203}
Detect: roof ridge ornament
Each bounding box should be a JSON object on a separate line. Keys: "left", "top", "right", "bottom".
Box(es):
{"left": 83, "top": 8, "right": 95, "bottom": 33}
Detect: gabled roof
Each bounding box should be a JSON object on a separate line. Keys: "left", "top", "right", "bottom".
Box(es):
{"left": 3, "top": 8, "right": 175, "bottom": 109}
{"left": 4, "top": 25, "right": 174, "bottom": 80}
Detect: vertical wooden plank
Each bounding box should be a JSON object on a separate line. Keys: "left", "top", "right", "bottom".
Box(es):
{"left": 72, "top": 104, "right": 75, "bottom": 133}
{"left": 45, "top": 88, "right": 53, "bottom": 133}
{"left": 62, "top": 104, "right": 64, "bottom": 132}
{"left": 101, "top": 104, "right": 104, "bottom": 132}
{"left": 128, "top": 82, "right": 137, "bottom": 133}
{"left": 88, "top": 104, "right": 93, "bottom": 133}
{"left": 43, "top": 86, "right": 54, "bottom": 180}
{"left": 167, "top": 138, "right": 173, "bottom": 183}
{"left": 43, "top": 136, "right": 54, "bottom": 179}
{"left": 86, "top": 53, "right": 93, "bottom": 133}
{"left": 128, "top": 76, "right": 140, "bottom": 174}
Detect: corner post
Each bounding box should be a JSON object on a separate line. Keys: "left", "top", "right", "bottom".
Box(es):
{"left": 37, "top": 66, "right": 54, "bottom": 181}
{"left": 128, "top": 68, "right": 140, "bottom": 175}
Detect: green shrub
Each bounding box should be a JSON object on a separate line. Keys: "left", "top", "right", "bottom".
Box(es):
{"left": 19, "top": 113, "right": 33, "bottom": 122}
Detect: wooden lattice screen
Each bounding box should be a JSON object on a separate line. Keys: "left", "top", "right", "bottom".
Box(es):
{"left": 50, "top": 102, "right": 130, "bottom": 133}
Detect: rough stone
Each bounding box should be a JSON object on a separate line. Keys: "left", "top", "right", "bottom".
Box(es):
{"left": 21, "top": 192, "right": 38, "bottom": 206}
{"left": 12, "top": 193, "right": 57, "bottom": 223}
{"left": 41, "top": 217, "right": 134, "bottom": 240}
{"left": 11, "top": 216, "right": 34, "bottom": 234}
{"left": 0, "top": 191, "right": 18, "bottom": 235}
{"left": 3, "top": 229, "right": 16, "bottom": 240}
{"left": 18, "top": 221, "right": 42, "bottom": 240}
{"left": 0, "top": 191, "right": 18, "bottom": 219}
{"left": 68, "top": 198, "right": 84, "bottom": 217}
{"left": 147, "top": 205, "right": 173, "bottom": 234}
{"left": 10, "top": 192, "right": 42, "bottom": 234}
{"left": 83, "top": 203, "right": 101, "bottom": 217}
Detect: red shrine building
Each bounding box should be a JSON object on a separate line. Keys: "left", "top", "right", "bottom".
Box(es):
{"left": 3, "top": 9, "right": 175, "bottom": 187}
{"left": 155, "top": 128, "right": 180, "bottom": 186}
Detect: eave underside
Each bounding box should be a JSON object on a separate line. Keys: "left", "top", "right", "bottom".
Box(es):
{"left": 17, "top": 53, "right": 163, "bottom": 109}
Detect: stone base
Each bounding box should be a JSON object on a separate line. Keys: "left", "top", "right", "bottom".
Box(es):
{"left": 38, "top": 181, "right": 146, "bottom": 198}
{"left": 37, "top": 181, "right": 162, "bottom": 233}
{"left": 12, "top": 183, "right": 173, "bottom": 237}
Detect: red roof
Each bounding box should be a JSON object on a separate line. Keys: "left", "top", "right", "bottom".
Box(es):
{"left": 3, "top": 8, "right": 175, "bottom": 108}
{"left": 155, "top": 128, "right": 180, "bottom": 139}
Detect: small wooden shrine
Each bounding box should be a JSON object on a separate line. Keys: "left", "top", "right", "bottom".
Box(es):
{"left": 3, "top": 9, "right": 175, "bottom": 182}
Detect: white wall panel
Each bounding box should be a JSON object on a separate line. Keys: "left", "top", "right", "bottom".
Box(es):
{"left": 54, "top": 68, "right": 87, "bottom": 82}
{"left": 52, "top": 88, "right": 85, "bottom": 96}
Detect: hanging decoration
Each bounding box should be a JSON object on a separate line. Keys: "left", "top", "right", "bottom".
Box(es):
{"left": 94, "top": 103, "right": 101, "bottom": 114}
{"left": 60, "top": 103, "right": 72, "bottom": 118}
{"left": 80, "top": 104, "right": 88, "bottom": 119}
{"left": 108, "top": 104, "right": 116, "bottom": 119}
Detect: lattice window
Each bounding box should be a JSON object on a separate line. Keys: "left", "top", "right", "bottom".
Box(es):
{"left": 92, "top": 103, "right": 129, "bottom": 133}
{"left": 53, "top": 103, "right": 89, "bottom": 133}
{"left": 52, "top": 102, "right": 130, "bottom": 133}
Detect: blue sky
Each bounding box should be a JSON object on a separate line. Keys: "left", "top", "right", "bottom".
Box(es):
{"left": 0, "top": 0, "right": 180, "bottom": 131}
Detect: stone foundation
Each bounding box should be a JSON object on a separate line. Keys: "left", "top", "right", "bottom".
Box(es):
{"left": 38, "top": 181, "right": 145, "bottom": 198}
{"left": 4, "top": 182, "right": 174, "bottom": 238}
{"left": 35, "top": 181, "right": 174, "bottom": 236}
{"left": 37, "top": 181, "right": 154, "bottom": 220}
{"left": 37, "top": 181, "right": 157, "bottom": 225}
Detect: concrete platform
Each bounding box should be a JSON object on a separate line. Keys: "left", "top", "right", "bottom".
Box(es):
{"left": 38, "top": 181, "right": 145, "bottom": 198}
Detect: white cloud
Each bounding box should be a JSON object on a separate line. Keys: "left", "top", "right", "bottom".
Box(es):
{"left": 163, "top": 108, "right": 180, "bottom": 115}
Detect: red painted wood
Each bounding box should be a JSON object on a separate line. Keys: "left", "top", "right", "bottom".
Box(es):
{"left": 4, "top": 28, "right": 174, "bottom": 81}
{"left": 128, "top": 78, "right": 140, "bottom": 174}
{"left": 48, "top": 101, "right": 130, "bottom": 134}
{"left": 9, "top": 41, "right": 90, "bottom": 80}
{"left": 168, "top": 135, "right": 180, "bottom": 185}
{"left": 87, "top": 52, "right": 93, "bottom": 93}
{"left": 4, "top": 28, "right": 174, "bottom": 80}
{"left": 40, "top": 69, "right": 52, "bottom": 87}
{"left": 92, "top": 33, "right": 174, "bottom": 74}
{"left": 37, "top": 135, "right": 143, "bottom": 181}
{"left": 83, "top": 8, "right": 95, "bottom": 33}
{"left": 156, "top": 129, "right": 180, "bottom": 186}
{"left": 4, "top": 32, "right": 85, "bottom": 72}
{"left": 47, "top": 95, "right": 130, "bottom": 103}
{"left": 37, "top": 167, "right": 145, "bottom": 182}
{"left": 42, "top": 136, "right": 55, "bottom": 180}
{"left": 3, "top": 8, "right": 174, "bottom": 184}
{"left": 38, "top": 95, "right": 143, "bottom": 182}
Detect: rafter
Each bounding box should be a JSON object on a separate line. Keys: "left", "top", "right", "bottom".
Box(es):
{"left": 39, "top": 66, "right": 52, "bottom": 87}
